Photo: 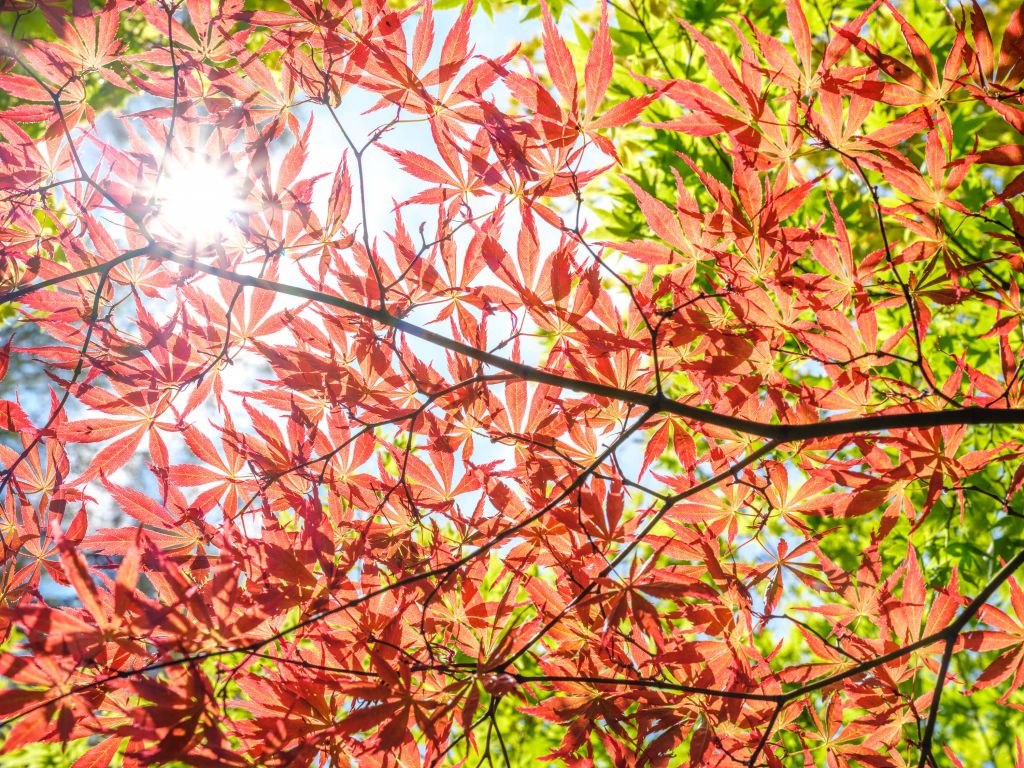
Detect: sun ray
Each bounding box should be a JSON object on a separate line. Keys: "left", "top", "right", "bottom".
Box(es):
{"left": 153, "top": 157, "right": 245, "bottom": 246}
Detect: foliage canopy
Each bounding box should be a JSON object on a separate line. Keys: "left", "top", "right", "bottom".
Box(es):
{"left": 4, "top": 0, "right": 1024, "bottom": 766}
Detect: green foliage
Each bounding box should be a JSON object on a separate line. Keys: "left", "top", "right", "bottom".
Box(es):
{"left": 1, "top": 741, "right": 90, "bottom": 768}
{"left": 565, "top": 0, "right": 1024, "bottom": 763}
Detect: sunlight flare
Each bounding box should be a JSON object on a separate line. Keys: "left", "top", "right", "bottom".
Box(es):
{"left": 153, "top": 157, "right": 245, "bottom": 244}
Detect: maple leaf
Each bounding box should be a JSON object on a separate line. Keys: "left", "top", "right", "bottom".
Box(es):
{"left": 961, "top": 574, "right": 1024, "bottom": 700}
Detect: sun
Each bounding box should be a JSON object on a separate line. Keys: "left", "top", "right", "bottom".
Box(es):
{"left": 153, "top": 158, "right": 246, "bottom": 245}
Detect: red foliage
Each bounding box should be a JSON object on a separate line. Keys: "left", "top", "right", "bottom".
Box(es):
{"left": 2, "top": 0, "right": 1024, "bottom": 766}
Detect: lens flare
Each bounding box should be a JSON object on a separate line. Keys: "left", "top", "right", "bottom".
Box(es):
{"left": 154, "top": 158, "right": 245, "bottom": 245}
